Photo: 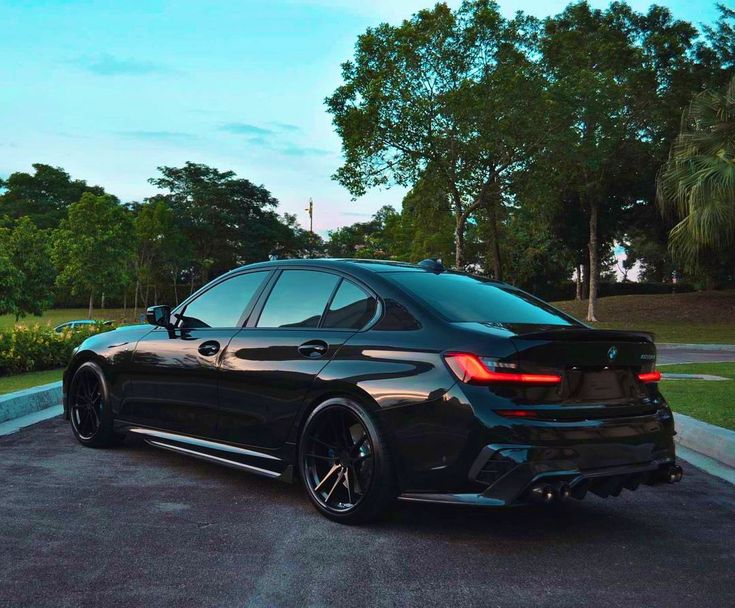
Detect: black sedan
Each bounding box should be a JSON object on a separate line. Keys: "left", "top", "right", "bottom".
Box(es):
{"left": 63, "top": 258, "right": 682, "bottom": 523}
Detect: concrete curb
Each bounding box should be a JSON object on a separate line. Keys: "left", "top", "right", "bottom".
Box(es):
{"left": 0, "top": 405, "right": 62, "bottom": 437}
{"left": 0, "top": 381, "right": 62, "bottom": 424}
{"left": 674, "top": 412, "right": 735, "bottom": 469}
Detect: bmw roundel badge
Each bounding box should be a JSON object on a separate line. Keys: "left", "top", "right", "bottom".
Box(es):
{"left": 608, "top": 346, "right": 618, "bottom": 361}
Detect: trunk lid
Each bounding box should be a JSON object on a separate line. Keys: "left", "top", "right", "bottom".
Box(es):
{"left": 508, "top": 327, "right": 659, "bottom": 417}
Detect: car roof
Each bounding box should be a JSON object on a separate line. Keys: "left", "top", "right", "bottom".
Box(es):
{"left": 226, "top": 259, "right": 514, "bottom": 290}
{"left": 227, "top": 258, "right": 429, "bottom": 277}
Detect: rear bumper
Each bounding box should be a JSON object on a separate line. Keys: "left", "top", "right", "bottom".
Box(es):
{"left": 399, "top": 452, "right": 681, "bottom": 507}
{"left": 384, "top": 384, "right": 679, "bottom": 504}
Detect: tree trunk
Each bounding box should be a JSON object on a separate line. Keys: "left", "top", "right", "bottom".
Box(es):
{"left": 88, "top": 292, "right": 94, "bottom": 320}
{"left": 489, "top": 216, "right": 502, "bottom": 281}
{"left": 454, "top": 219, "right": 465, "bottom": 270}
{"left": 173, "top": 271, "right": 179, "bottom": 305}
{"left": 133, "top": 278, "right": 139, "bottom": 323}
{"left": 101, "top": 292, "right": 105, "bottom": 310}
{"left": 190, "top": 272, "right": 195, "bottom": 295}
{"left": 587, "top": 201, "right": 599, "bottom": 322}
{"left": 575, "top": 265, "right": 582, "bottom": 300}
{"left": 581, "top": 262, "right": 589, "bottom": 299}
{"left": 123, "top": 292, "right": 127, "bottom": 323}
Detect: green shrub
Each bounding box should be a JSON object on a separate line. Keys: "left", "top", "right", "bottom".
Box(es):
{"left": 0, "top": 323, "right": 115, "bottom": 375}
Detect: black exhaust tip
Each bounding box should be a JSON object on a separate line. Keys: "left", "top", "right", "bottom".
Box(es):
{"left": 668, "top": 464, "right": 683, "bottom": 484}
{"left": 528, "top": 484, "right": 555, "bottom": 504}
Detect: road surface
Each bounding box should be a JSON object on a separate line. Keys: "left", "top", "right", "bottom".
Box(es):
{"left": 0, "top": 417, "right": 733, "bottom": 608}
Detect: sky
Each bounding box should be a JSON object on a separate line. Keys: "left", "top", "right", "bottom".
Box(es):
{"left": 0, "top": 0, "right": 725, "bottom": 235}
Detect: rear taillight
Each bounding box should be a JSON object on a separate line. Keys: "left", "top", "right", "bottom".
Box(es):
{"left": 637, "top": 370, "right": 662, "bottom": 383}
{"left": 443, "top": 353, "right": 561, "bottom": 385}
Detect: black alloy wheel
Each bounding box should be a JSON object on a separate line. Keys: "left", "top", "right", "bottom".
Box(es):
{"left": 69, "top": 361, "right": 116, "bottom": 447}
{"left": 299, "top": 398, "right": 396, "bottom": 524}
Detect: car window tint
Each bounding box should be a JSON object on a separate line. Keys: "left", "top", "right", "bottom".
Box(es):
{"left": 179, "top": 271, "right": 268, "bottom": 329}
{"left": 373, "top": 299, "right": 422, "bottom": 331}
{"left": 323, "top": 280, "right": 377, "bottom": 329}
{"left": 390, "top": 272, "right": 577, "bottom": 326}
{"left": 257, "top": 270, "right": 339, "bottom": 328}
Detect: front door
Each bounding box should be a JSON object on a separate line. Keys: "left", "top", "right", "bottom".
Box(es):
{"left": 218, "top": 269, "right": 379, "bottom": 450}
{"left": 123, "top": 270, "right": 271, "bottom": 437}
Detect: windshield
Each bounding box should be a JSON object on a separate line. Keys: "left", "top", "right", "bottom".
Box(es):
{"left": 390, "top": 272, "right": 579, "bottom": 327}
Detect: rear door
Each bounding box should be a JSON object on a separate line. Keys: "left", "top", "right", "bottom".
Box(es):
{"left": 123, "top": 270, "right": 270, "bottom": 437}
{"left": 217, "top": 269, "right": 378, "bottom": 449}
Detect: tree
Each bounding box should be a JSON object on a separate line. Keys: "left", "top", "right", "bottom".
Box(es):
{"left": 538, "top": 2, "right": 669, "bottom": 320}
{"left": 0, "top": 164, "right": 107, "bottom": 229}
{"left": 326, "top": 0, "right": 546, "bottom": 270}
{"left": 130, "top": 198, "right": 193, "bottom": 312}
{"left": 657, "top": 76, "right": 735, "bottom": 282}
{"left": 149, "top": 163, "right": 289, "bottom": 283}
{"left": 0, "top": 241, "right": 22, "bottom": 318}
{"left": 52, "top": 193, "right": 135, "bottom": 318}
{"left": 3, "top": 217, "right": 55, "bottom": 321}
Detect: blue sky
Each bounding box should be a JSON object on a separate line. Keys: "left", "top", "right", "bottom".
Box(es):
{"left": 0, "top": 0, "right": 724, "bottom": 234}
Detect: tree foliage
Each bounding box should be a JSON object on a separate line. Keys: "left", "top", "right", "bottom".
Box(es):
{"left": 326, "top": 0, "right": 546, "bottom": 269}
{"left": 52, "top": 193, "right": 135, "bottom": 318}
{"left": 2, "top": 218, "right": 55, "bottom": 320}
{"left": 0, "top": 164, "right": 107, "bottom": 229}
{"left": 658, "top": 76, "right": 735, "bottom": 276}
{"left": 149, "top": 162, "right": 285, "bottom": 281}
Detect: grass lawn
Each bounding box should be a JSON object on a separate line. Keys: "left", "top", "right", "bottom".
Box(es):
{"left": 660, "top": 362, "right": 735, "bottom": 431}
{"left": 0, "top": 308, "right": 141, "bottom": 330}
{"left": 0, "top": 369, "right": 64, "bottom": 395}
{"left": 553, "top": 290, "right": 735, "bottom": 344}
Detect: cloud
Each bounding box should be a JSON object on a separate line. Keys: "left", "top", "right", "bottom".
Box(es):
{"left": 119, "top": 130, "right": 196, "bottom": 142}
{"left": 270, "top": 121, "right": 301, "bottom": 133}
{"left": 279, "top": 144, "right": 332, "bottom": 157}
{"left": 75, "top": 54, "right": 177, "bottom": 76}
{"left": 220, "top": 123, "right": 275, "bottom": 136}
{"left": 220, "top": 121, "right": 333, "bottom": 158}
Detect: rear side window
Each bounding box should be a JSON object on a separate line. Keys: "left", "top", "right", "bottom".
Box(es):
{"left": 179, "top": 271, "right": 268, "bottom": 329}
{"left": 257, "top": 270, "right": 339, "bottom": 328}
{"left": 323, "top": 280, "right": 377, "bottom": 329}
{"left": 390, "top": 272, "right": 577, "bottom": 326}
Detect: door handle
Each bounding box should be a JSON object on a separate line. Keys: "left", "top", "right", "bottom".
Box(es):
{"left": 198, "top": 340, "right": 221, "bottom": 357}
{"left": 298, "top": 340, "right": 328, "bottom": 359}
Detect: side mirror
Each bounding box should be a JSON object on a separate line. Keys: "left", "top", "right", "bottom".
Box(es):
{"left": 146, "top": 305, "right": 172, "bottom": 328}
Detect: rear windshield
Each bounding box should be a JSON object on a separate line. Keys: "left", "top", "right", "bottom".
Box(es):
{"left": 390, "top": 272, "right": 577, "bottom": 326}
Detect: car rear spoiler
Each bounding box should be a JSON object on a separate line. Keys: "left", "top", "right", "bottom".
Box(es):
{"left": 514, "top": 328, "right": 655, "bottom": 343}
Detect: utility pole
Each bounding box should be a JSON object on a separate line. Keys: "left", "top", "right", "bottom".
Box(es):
{"left": 305, "top": 197, "right": 314, "bottom": 233}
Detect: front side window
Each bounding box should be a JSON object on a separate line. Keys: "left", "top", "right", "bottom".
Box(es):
{"left": 178, "top": 271, "right": 268, "bottom": 329}
{"left": 257, "top": 270, "right": 339, "bottom": 328}
{"left": 322, "top": 280, "right": 377, "bottom": 329}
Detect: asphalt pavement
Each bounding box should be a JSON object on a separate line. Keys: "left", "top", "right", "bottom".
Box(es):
{"left": 1, "top": 417, "right": 734, "bottom": 608}
{"left": 657, "top": 344, "right": 735, "bottom": 365}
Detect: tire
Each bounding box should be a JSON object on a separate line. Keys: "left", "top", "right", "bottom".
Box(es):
{"left": 298, "top": 397, "right": 397, "bottom": 524}
{"left": 68, "top": 361, "right": 117, "bottom": 448}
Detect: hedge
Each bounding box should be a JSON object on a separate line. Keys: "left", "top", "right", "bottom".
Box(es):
{"left": 0, "top": 324, "right": 115, "bottom": 376}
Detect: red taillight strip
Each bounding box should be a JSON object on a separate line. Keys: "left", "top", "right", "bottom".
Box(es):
{"left": 444, "top": 353, "right": 561, "bottom": 385}
{"left": 637, "top": 371, "right": 662, "bottom": 383}
{"left": 497, "top": 409, "right": 538, "bottom": 418}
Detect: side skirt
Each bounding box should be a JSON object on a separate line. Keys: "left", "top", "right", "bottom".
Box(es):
{"left": 127, "top": 427, "right": 294, "bottom": 483}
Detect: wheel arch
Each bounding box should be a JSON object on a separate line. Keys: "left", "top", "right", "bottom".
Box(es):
{"left": 63, "top": 352, "right": 109, "bottom": 419}
{"left": 288, "top": 382, "right": 382, "bottom": 446}
{"left": 288, "top": 381, "right": 408, "bottom": 490}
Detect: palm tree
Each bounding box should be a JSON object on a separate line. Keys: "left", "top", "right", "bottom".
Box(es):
{"left": 657, "top": 77, "right": 735, "bottom": 278}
